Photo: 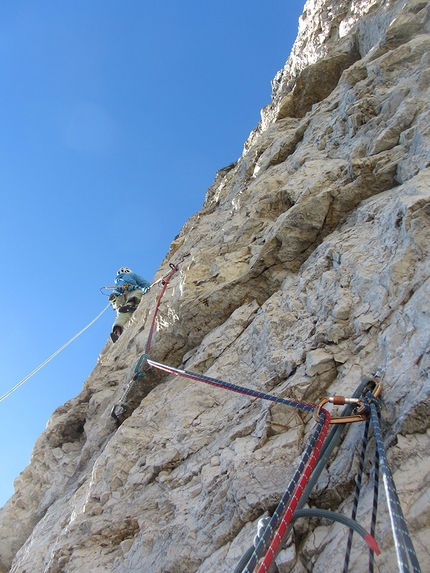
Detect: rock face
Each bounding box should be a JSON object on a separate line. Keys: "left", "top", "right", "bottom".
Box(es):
{"left": 1, "top": 0, "right": 430, "bottom": 571}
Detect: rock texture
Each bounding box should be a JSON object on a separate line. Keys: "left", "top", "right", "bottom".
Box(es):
{"left": 1, "top": 0, "right": 430, "bottom": 571}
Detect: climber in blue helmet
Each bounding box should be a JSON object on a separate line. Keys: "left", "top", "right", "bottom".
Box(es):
{"left": 109, "top": 267, "right": 151, "bottom": 343}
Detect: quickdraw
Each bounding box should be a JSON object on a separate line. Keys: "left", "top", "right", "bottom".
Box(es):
{"left": 116, "top": 260, "right": 419, "bottom": 573}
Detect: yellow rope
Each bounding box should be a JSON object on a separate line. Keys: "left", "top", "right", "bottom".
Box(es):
{"left": 0, "top": 304, "right": 110, "bottom": 403}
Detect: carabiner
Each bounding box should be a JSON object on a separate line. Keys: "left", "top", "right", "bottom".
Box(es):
{"left": 314, "top": 378, "right": 382, "bottom": 425}
{"left": 313, "top": 396, "right": 368, "bottom": 424}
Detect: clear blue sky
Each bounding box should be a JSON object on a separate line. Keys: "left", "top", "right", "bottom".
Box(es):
{"left": 0, "top": 0, "right": 305, "bottom": 508}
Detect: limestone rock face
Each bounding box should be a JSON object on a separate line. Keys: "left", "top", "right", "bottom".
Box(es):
{"left": 1, "top": 0, "right": 430, "bottom": 571}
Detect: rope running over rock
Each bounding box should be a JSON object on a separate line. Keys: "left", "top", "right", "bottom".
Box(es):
{"left": 366, "top": 396, "right": 421, "bottom": 573}
{"left": 133, "top": 259, "right": 421, "bottom": 573}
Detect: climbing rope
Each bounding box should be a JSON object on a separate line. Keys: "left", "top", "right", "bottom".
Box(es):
{"left": 370, "top": 428, "right": 380, "bottom": 573}
{"left": 146, "top": 358, "right": 315, "bottom": 413}
{"left": 238, "top": 413, "right": 329, "bottom": 573}
{"left": 141, "top": 358, "right": 330, "bottom": 573}
{"left": 0, "top": 304, "right": 110, "bottom": 403}
{"left": 366, "top": 396, "right": 421, "bottom": 573}
{"left": 145, "top": 263, "right": 179, "bottom": 355}
{"left": 142, "top": 359, "right": 367, "bottom": 573}
{"left": 233, "top": 380, "right": 381, "bottom": 573}
{"left": 254, "top": 411, "right": 330, "bottom": 573}
{"left": 126, "top": 260, "right": 420, "bottom": 573}
{"left": 342, "top": 417, "right": 371, "bottom": 573}
{"left": 235, "top": 508, "right": 380, "bottom": 573}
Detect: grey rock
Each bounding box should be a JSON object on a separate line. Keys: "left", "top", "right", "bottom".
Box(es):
{"left": 1, "top": 1, "right": 430, "bottom": 572}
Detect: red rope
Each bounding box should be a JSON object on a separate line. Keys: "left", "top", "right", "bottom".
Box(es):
{"left": 257, "top": 411, "right": 331, "bottom": 573}
{"left": 145, "top": 264, "right": 179, "bottom": 354}
{"left": 140, "top": 259, "right": 333, "bottom": 573}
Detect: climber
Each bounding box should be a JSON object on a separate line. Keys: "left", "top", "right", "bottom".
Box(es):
{"left": 109, "top": 267, "right": 151, "bottom": 343}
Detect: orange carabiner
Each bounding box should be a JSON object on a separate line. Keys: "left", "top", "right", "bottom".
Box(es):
{"left": 313, "top": 396, "right": 368, "bottom": 424}
{"left": 314, "top": 378, "right": 382, "bottom": 425}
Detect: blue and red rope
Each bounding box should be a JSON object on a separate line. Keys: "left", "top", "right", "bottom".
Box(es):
{"left": 134, "top": 260, "right": 420, "bottom": 573}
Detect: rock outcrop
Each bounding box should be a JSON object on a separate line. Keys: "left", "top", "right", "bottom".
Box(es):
{"left": 1, "top": 0, "right": 430, "bottom": 571}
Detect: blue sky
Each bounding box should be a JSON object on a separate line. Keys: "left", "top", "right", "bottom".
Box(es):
{"left": 0, "top": 0, "right": 305, "bottom": 508}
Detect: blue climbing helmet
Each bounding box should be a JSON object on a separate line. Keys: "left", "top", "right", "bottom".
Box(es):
{"left": 117, "top": 267, "right": 132, "bottom": 275}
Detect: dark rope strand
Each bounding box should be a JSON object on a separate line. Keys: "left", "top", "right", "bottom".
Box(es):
{"left": 271, "top": 378, "right": 372, "bottom": 564}
{"left": 257, "top": 411, "right": 330, "bottom": 573}
{"left": 342, "top": 417, "right": 371, "bottom": 573}
{"left": 235, "top": 379, "right": 373, "bottom": 573}
{"left": 370, "top": 424, "right": 380, "bottom": 573}
{"left": 295, "top": 509, "right": 379, "bottom": 552}
{"left": 236, "top": 507, "right": 379, "bottom": 573}
{"left": 368, "top": 398, "right": 421, "bottom": 573}
{"left": 241, "top": 413, "right": 328, "bottom": 573}
{"left": 147, "top": 359, "right": 315, "bottom": 413}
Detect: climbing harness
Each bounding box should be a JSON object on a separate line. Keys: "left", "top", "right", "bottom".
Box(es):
{"left": 99, "top": 277, "right": 166, "bottom": 296}
{"left": 115, "top": 256, "right": 420, "bottom": 573}
{"left": 109, "top": 260, "right": 185, "bottom": 421}
{"left": 0, "top": 304, "right": 110, "bottom": 403}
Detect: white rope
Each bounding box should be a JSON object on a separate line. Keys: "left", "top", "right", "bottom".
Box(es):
{"left": 0, "top": 304, "right": 110, "bottom": 403}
